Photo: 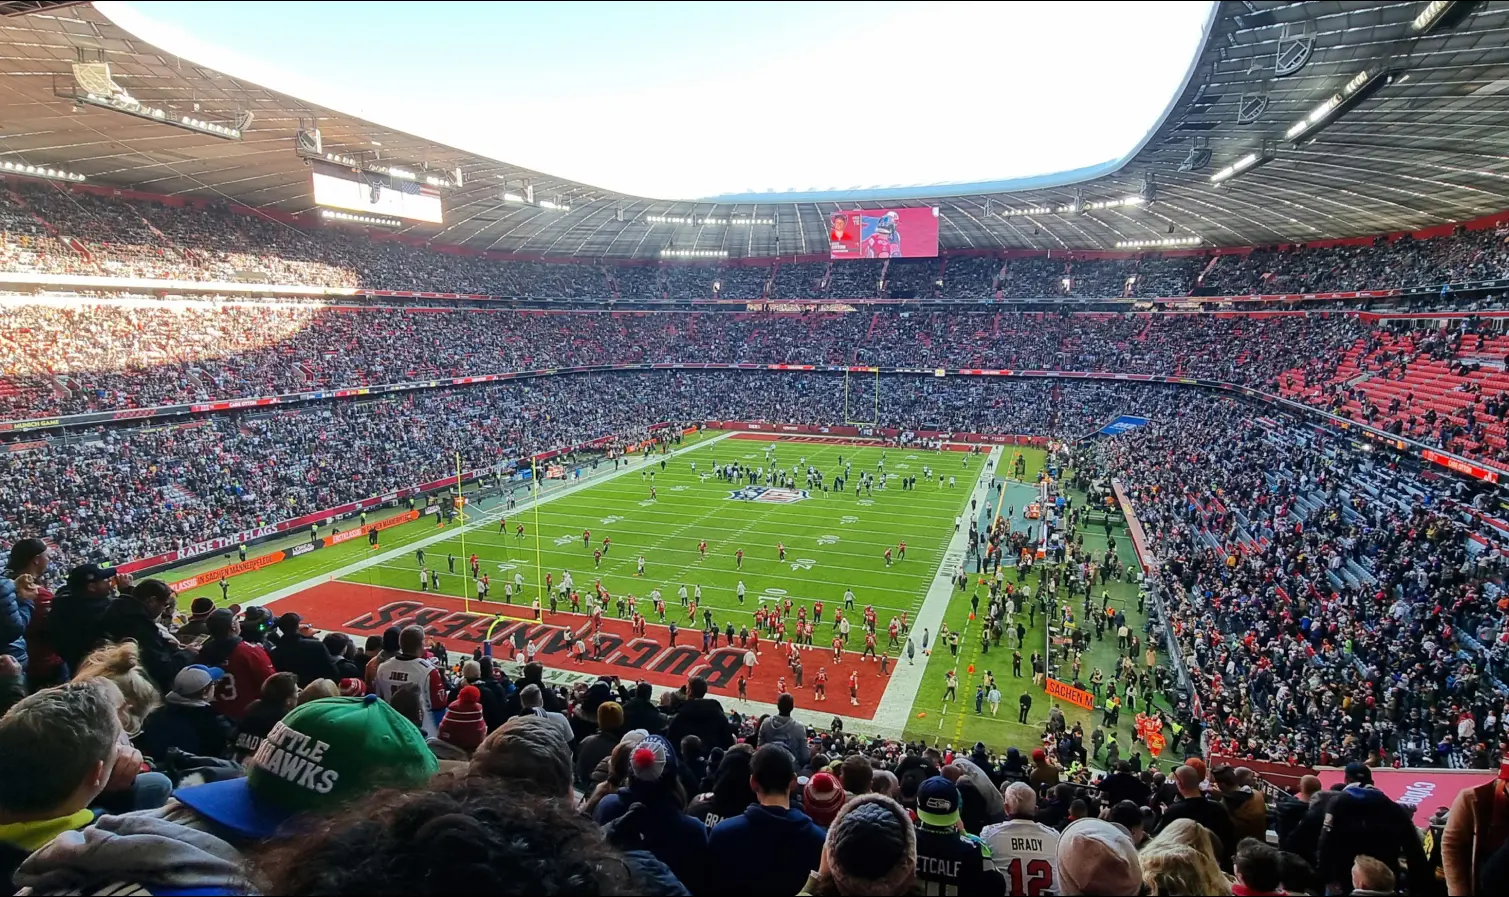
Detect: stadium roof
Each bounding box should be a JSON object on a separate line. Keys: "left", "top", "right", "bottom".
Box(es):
{"left": 0, "top": 1, "right": 1507, "bottom": 260}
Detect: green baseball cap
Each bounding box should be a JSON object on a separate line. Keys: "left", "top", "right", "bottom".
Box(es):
{"left": 174, "top": 695, "right": 438, "bottom": 840}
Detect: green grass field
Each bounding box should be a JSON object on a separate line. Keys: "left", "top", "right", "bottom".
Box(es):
{"left": 335, "top": 438, "right": 983, "bottom": 631}
{"left": 169, "top": 432, "right": 1166, "bottom": 759}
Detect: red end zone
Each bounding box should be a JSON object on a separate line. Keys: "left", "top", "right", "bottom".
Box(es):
{"left": 729, "top": 432, "right": 889, "bottom": 447}
{"left": 270, "top": 581, "right": 893, "bottom": 719}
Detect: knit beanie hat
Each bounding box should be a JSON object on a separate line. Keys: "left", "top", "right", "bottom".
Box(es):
{"left": 189, "top": 597, "right": 215, "bottom": 619}
{"left": 338, "top": 678, "right": 366, "bottom": 697}
{"left": 629, "top": 734, "right": 676, "bottom": 785}
{"left": 597, "top": 701, "right": 625, "bottom": 732}
{"left": 804, "top": 771, "right": 846, "bottom": 827}
{"left": 438, "top": 685, "right": 486, "bottom": 754}
{"left": 1058, "top": 818, "right": 1142, "bottom": 896}
{"left": 823, "top": 793, "right": 917, "bottom": 896}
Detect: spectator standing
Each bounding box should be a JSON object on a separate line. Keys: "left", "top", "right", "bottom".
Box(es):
{"left": 436, "top": 684, "right": 486, "bottom": 755}
{"left": 707, "top": 744, "right": 826, "bottom": 895}
{"left": 0, "top": 551, "right": 35, "bottom": 680}
{"left": 50, "top": 565, "right": 121, "bottom": 677}
{"left": 374, "top": 625, "right": 446, "bottom": 737}
{"left": 687, "top": 745, "right": 756, "bottom": 831}
{"left": 593, "top": 734, "right": 708, "bottom": 893}
{"left": 1212, "top": 765, "right": 1268, "bottom": 845}
{"left": 1316, "top": 763, "right": 1429, "bottom": 895}
{"left": 196, "top": 608, "right": 275, "bottom": 723}
{"left": 667, "top": 676, "right": 733, "bottom": 750}
{"left": 8, "top": 539, "right": 61, "bottom": 688}
{"left": 803, "top": 771, "right": 846, "bottom": 828}
{"left": 982, "top": 782, "right": 1060, "bottom": 896}
{"left": 913, "top": 776, "right": 1005, "bottom": 895}
{"left": 1154, "top": 764, "right": 1237, "bottom": 869}
{"left": 269, "top": 612, "right": 340, "bottom": 687}
{"left": 622, "top": 680, "right": 667, "bottom": 734}
{"left": 517, "top": 683, "right": 573, "bottom": 746}
{"left": 575, "top": 701, "right": 625, "bottom": 789}
{"left": 758, "top": 693, "right": 811, "bottom": 768}
{"left": 98, "top": 578, "right": 194, "bottom": 691}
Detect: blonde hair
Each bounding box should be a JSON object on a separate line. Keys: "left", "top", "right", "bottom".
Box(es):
{"left": 1141, "top": 841, "right": 1231, "bottom": 896}
{"left": 297, "top": 678, "right": 340, "bottom": 705}
{"left": 72, "top": 642, "right": 162, "bottom": 736}
{"left": 1148, "top": 817, "right": 1224, "bottom": 868}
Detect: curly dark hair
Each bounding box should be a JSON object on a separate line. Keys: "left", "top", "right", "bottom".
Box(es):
{"left": 257, "top": 778, "right": 642, "bottom": 895}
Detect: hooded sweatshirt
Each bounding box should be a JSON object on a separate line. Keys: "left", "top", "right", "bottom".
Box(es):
{"left": 12, "top": 813, "right": 245, "bottom": 896}
{"left": 757, "top": 713, "right": 811, "bottom": 767}
{"left": 1221, "top": 786, "right": 1269, "bottom": 843}
{"left": 707, "top": 803, "right": 826, "bottom": 896}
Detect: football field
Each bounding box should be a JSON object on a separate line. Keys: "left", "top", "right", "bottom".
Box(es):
{"left": 169, "top": 430, "right": 1169, "bottom": 755}
{"left": 188, "top": 432, "right": 1018, "bottom": 720}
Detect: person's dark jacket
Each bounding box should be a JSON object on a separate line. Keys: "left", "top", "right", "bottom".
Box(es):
{"left": 97, "top": 596, "right": 193, "bottom": 691}
{"left": 1281, "top": 790, "right": 1338, "bottom": 866}
{"left": 1100, "top": 771, "right": 1150, "bottom": 807}
{"left": 1316, "top": 784, "right": 1430, "bottom": 895}
{"left": 688, "top": 751, "right": 756, "bottom": 831}
{"left": 1156, "top": 794, "right": 1237, "bottom": 868}
{"left": 596, "top": 787, "right": 709, "bottom": 894}
{"left": 576, "top": 728, "right": 623, "bottom": 789}
{"left": 464, "top": 676, "right": 508, "bottom": 731}
{"left": 331, "top": 654, "right": 362, "bottom": 682}
{"left": 135, "top": 700, "right": 235, "bottom": 763}
{"left": 667, "top": 697, "right": 734, "bottom": 750}
{"left": 707, "top": 804, "right": 826, "bottom": 896}
{"left": 48, "top": 584, "right": 113, "bottom": 675}
{"left": 269, "top": 633, "right": 340, "bottom": 687}
{"left": 503, "top": 670, "right": 565, "bottom": 717}
{"left": 0, "top": 575, "right": 34, "bottom": 670}
{"left": 623, "top": 696, "right": 667, "bottom": 734}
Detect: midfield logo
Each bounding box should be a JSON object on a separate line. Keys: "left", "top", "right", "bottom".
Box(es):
{"left": 727, "top": 487, "right": 810, "bottom": 504}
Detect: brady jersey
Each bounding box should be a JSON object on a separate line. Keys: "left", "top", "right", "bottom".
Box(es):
{"left": 981, "top": 818, "right": 1060, "bottom": 896}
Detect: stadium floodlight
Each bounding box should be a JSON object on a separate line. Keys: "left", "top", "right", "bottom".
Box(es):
{"left": 74, "top": 92, "right": 242, "bottom": 141}
{"left": 1285, "top": 69, "right": 1386, "bottom": 143}
{"left": 319, "top": 209, "right": 401, "bottom": 228}
{"left": 386, "top": 167, "right": 417, "bottom": 181}
{"left": 1114, "top": 236, "right": 1202, "bottom": 249}
{"left": 1411, "top": 0, "right": 1468, "bottom": 33}
{"left": 660, "top": 248, "right": 729, "bottom": 259}
{"left": 502, "top": 192, "right": 525, "bottom": 203}
{"left": 1210, "top": 149, "right": 1272, "bottom": 184}
{"left": 537, "top": 199, "right": 571, "bottom": 212}
{"left": 0, "top": 160, "right": 86, "bottom": 183}
{"left": 1082, "top": 196, "right": 1147, "bottom": 212}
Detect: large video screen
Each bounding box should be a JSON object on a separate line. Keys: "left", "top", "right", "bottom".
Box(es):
{"left": 311, "top": 163, "right": 443, "bottom": 224}
{"left": 829, "top": 207, "right": 939, "bottom": 259}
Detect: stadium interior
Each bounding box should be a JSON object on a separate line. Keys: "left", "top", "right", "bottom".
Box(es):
{"left": 1, "top": 1, "right": 1509, "bottom": 895}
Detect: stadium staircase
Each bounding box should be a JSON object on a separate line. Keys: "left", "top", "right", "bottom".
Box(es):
{"left": 159, "top": 483, "right": 202, "bottom": 510}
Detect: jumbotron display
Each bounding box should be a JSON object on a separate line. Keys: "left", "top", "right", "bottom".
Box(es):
{"left": 311, "top": 162, "right": 444, "bottom": 224}
{"left": 829, "top": 207, "right": 939, "bottom": 259}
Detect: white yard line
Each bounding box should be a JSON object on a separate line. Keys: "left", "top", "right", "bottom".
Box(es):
{"left": 866, "top": 446, "right": 1003, "bottom": 736}
{"left": 241, "top": 434, "right": 734, "bottom": 610}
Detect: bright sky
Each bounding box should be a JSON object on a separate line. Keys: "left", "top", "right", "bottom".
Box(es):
{"left": 101, "top": 1, "right": 1213, "bottom": 201}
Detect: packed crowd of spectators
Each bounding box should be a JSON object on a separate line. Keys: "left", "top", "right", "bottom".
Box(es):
{"left": 1079, "top": 391, "right": 1508, "bottom": 775}
{"left": 0, "top": 372, "right": 1135, "bottom": 569}
{"left": 4, "top": 182, "right": 1508, "bottom": 303}
{"left": 0, "top": 300, "right": 1369, "bottom": 418}
{"left": 0, "top": 578, "right": 1463, "bottom": 895}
